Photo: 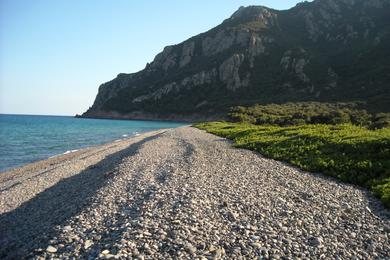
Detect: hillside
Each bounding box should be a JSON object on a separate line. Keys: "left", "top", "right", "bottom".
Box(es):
{"left": 81, "top": 0, "right": 390, "bottom": 121}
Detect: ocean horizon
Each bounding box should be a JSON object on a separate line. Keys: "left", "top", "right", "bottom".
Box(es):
{"left": 0, "top": 114, "right": 186, "bottom": 172}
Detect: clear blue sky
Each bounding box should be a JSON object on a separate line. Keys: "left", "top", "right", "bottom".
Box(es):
{"left": 0, "top": 0, "right": 309, "bottom": 116}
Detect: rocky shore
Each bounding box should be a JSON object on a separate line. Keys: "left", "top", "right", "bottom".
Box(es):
{"left": 0, "top": 126, "right": 389, "bottom": 259}
{"left": 79, "top": 110, "right": 225, "bottom": 123}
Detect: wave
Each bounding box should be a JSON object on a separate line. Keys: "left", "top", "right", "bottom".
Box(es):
{"left": 63, "top": 149, "right": 78, "bottom": 155}
{"left": 49, "top": 149, "right": 79, "bottom": 158}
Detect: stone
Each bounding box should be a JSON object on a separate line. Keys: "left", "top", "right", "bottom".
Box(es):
{"left": 63, "top": 225, "right": 72, "bottom": 231}
{"left": 252, "top": 242, "right": 262, "bottom": 248}
{"left": 184, "top": 243, "right": 197, "bottom": 254}
{"left": 46, "top": 245, "right": 57, "bottom": 253}
{"left": 102, "top": 249, "right": 110, "bottom": 255}
{"left": 84, "top": 240, "right": 93, "bottom": 249}
{"left": 308, "top": 236, "right": 323, "bottom": 247}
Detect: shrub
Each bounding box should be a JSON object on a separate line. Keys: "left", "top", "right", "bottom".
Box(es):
{"left": 228, "top": 102, "right": 390, "bottom": 129}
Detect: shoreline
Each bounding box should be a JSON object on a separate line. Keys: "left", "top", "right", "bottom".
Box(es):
{"left": 79, "top": 110, "right": 226, "bottom": 123}
{"left": 0, "top": 124, "right": 186, "bottom": 175}
{"left": 1, "top": 126, "right": 389, "bottom": 258}
{"left": 0, "top": 128, "right": 169, "bottom": 189}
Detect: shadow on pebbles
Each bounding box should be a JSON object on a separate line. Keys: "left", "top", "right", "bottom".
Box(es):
{"left": 0, "top": 126, "right": 389, "bottom": 259}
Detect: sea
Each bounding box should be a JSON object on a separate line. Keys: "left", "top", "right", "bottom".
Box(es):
{"left": 0, "top": 114, "right": 186, "bottom": 173}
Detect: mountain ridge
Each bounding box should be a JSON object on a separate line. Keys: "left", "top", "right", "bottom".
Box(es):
{"left": 81, "top": 0, "right": 390, "bottom": 121}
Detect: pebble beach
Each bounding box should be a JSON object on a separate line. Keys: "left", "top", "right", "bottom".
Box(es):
{"left": 0, "top": 126, "right": 389, "bottom": 259}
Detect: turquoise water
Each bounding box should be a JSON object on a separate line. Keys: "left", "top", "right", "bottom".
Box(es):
{"left": 0, "top": 114, "right": 186, "bottom": 172}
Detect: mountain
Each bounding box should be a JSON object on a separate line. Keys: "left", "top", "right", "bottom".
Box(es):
{"left": 81, "top": 0, "right": 390, "bottom": 121}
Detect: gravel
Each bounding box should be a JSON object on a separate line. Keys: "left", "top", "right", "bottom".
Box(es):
{"left": 0, "top": 126, "right": 389, "bottom": 259}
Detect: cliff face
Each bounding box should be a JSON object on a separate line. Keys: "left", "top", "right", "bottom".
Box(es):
{"left": 82, "top": 0, "right": 390, "bottom": 121}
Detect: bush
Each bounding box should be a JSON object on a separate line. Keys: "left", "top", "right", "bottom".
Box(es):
{"left": 371, "top": 113, "right": 390, "bottom": 129}
{"left": 228, "top": 102, "right": 390, "bottom": 129}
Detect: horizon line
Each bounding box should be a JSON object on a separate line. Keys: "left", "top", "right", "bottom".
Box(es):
{"left": 0, "top": 113, "right": 75, "bottom": 117}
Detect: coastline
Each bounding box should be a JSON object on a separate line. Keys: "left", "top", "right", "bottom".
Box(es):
{"left": 1, "top": 126, "right": 389, "bottom": 259}
{"left": 0, "top": 131, "right": 157, "bottom": 175}
{"left": 0, "top": 114, "right": 188, "bottom": 174}
{"left": 0, "top": 128, "right": 169, "bottom": 205}
{"left": 79, "top": 110, "right": 226, "bottom": 123}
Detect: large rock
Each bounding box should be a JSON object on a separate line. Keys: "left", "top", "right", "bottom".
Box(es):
{"left": 219, "top": 54, "right": 246, "bottom": 91}
{"left": 82, "top": 0, "right": 390, "bottom": 120}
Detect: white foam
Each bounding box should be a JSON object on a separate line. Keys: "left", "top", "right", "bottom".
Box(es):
{"left": 63, "top": 149, "right": 78, "bottom": 155}
{"left": 122, "top": 134, "right": 128, "bottom": 137}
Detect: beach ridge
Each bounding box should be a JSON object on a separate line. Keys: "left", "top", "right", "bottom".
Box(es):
{"left": 1, "top": 126, "right": 389, "bottom": 258}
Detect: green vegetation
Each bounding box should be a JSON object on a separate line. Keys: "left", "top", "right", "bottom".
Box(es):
{"left": 195, "top": 121, "right": 390, "bottom": 208}
{"left": 229, "top": 102, "right": 390, "bottom": 129}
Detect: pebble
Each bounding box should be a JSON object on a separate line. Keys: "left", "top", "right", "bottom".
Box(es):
{"left": 308, "top": 237, "right": 323, "bottom": 247}
{"left": 184, "top": 243, "right": 197, "bottom": 254}
{"left": 84, "top": 240, "right": 93, "bottom": 249}
{"left": 101, "top": 249, "right": 110, "bottom": 255}
{"left": 63, "top": 225, "right": 72, "bottom": 232}
{"left": 46, "top": 246, "right": 57, "bottom": 253}
{"left": 1, "top": 127, "right": 389, "bottom": 259}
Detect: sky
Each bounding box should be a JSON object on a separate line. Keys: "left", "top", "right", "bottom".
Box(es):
{"left": 0, "top": 0, "right": 310, "bottom": 116}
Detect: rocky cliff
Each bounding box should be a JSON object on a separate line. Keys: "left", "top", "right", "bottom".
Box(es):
{"left": 81, "top": 0, "right": 390, "bottom": 121}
